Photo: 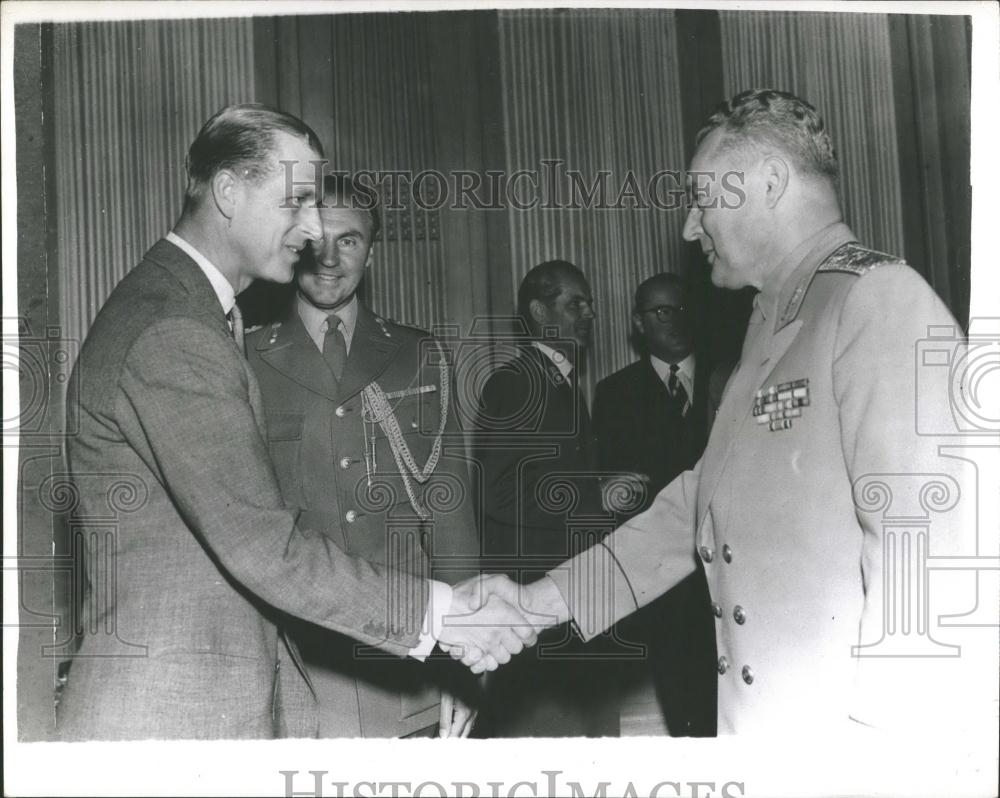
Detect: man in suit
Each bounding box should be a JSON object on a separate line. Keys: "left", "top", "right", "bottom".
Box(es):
{"left": 473, "top": 260, "right": 618, "bottom": 737}
{"left": 591, "top": 274, "right": 718, "bottom": 737}
{"left": 246, "top": 175, "right": 480, "bottom": 738}
{"left": 57, "top": 104, "right": 533, "bottom": 740}
{"left": 508, "top": 89, "right": 980, "bottom": 735}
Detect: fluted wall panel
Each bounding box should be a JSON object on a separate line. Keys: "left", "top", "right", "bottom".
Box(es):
{"left": 53, "top": 19, "right": 256, "bottom": 348}
{"left": 498, "top": 9, "right": 688, "bottom": 389}
{"left": 719, "top": 11, "right": 906, "bottom": 257}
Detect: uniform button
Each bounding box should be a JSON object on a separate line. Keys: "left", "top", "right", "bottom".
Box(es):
{"left": 742, "top": 665, "right": 754, "bottom": 685}
{"left": 722, "top": 544, "right": 732, "bottom": 563}
{"left": 335, "top": 406, "right": 347, "bottom": 418}
{"left": 275, "top": 661, "right": 280, "bottom": 672}
{"left": 711, "top": 601, "right": 723, "bottom": 618}
{"left": 699, "top": 545, "right": 715, "bottom": 563}
{"left": 410, "top": 420, "right": 419, "bottom": 430}
{"left": 717, "top": 656, "right": 729, "bottom": 675}
{"left": 345, "top": 510, "right": 358, "bottom": 523}
{"left": 339, "top": 457, "right": 352, "bottom": 469}
{"left": 733, "top": 605, "right": 747, "bottom": 624}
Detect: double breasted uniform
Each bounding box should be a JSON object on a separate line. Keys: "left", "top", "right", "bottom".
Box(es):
{"left": 247, "top": 302, "right": 479, "bottom": 738}
{"left": 549, "top": 224, "right": 975, "bottom": 734}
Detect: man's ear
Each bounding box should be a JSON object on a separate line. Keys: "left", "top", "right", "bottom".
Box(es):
{"left": 529, "top": 298, "right": 548, "bottom": 326}
{"left": 631, "top": 310, "right": 643, "bottom": 336}
{"left": 761, "top": 155, "right": 790, "bottom": 209}
{"left": 211, "top": 169, "right": 238, "bottom": 223}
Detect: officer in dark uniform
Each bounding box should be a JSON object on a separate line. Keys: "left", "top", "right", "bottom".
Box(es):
{"left": 246, "top": 175, "right": 480, "bottom": 738}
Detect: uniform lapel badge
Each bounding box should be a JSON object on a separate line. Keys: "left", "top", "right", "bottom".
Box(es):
{"left": 268, "top": 322, "right": 282, "bottom": 344}
{"left": 753, "top": 378, "right": 810, "bottom": 432}
{"left": 374, "top": 316, "right": 392, "bottom": 338}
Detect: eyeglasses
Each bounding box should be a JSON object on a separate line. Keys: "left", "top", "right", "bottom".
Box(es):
{"left": 637, "top": 304, "right": 686, "bottom": 323}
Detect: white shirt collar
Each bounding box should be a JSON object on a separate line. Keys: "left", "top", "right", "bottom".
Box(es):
{"left": 166, "top": 232, "right": 236, "bottom": 314}
{"left": 297, "top": 294, "right": 359, "bottom": 353}
{"left": 650, "top": 351, "right": 696, "bottom": 389}
{"left": 532, "top": 341, "right": 574, "bottom": 380}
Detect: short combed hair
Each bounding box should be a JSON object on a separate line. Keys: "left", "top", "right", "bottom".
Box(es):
{"left": 321, "top": 173, "right": 382, "bottom": 241}
{"left": 516, "top": 260, "right": 585, "bottom": 334}
{"left": 634, "top": 272, "right": 690, "bottom": 309}
{"left": 695, "top": 89, "right": 838, "bottom": 181}
{"left": 184, "top": 104, "right": 324, "bottom": 206}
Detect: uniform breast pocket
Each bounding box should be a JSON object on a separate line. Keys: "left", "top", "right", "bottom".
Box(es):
{"left": 266, "top": 412, "right": 305, "bottom": 501}
{"left": 373, "top": 390, "right": 441, "bottom": 462}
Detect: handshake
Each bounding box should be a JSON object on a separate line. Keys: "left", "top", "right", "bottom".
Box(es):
{"left": 436, "top": 574, "right": 570, "bottom": 674}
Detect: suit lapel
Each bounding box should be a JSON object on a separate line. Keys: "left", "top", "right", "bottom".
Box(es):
{"left": 256, "top": 313, "right": 340, "bottom": 402}
{"left": 697, "top": 317, "right": 803, "bottom": 521}
{"left": 337, "top": 305, "right": 401, "bottom": 402}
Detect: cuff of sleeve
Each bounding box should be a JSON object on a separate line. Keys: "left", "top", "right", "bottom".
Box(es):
{"left": 408, "top": 579, "right": 453, "bottom": 661}
{"left": 546, "top": 541, "right": 637, "bottom": 642}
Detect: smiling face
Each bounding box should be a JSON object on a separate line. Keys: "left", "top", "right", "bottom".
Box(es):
{"left": 228, "top": 131, "right": 323, "bottom": 286}
{"left": 296, "top": 206, "right": 375, "bottom": 312}
{"left": 682, "top": 128, "right": 768, "bottom": 291}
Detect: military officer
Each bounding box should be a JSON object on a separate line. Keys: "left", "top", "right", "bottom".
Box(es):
{"left": 509, "top": 89, "right": 981, "bottom": 736}
{"left": 246, "top": 174, "right": 481, "bottom": 738}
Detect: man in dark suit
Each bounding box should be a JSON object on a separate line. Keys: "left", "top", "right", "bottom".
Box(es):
{"left": 473, "top": 260, "right": 617, "bottom": 737}
{"left": 592, "top": 273, "right": 720, "bottom": 737}
{"left": 57, "top": 104, "right": 532, "bottom": 740}
{"left": 246, "top": 176, "right": 480, "bottom": 738}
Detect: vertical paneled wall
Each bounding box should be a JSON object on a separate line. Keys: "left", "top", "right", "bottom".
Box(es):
{"left": 498, "top": 9, "right": 689, "bottom": 385}
{"left": 255, "top": 13, "right": 484, "bottom": 333}
{"left": 52, "top": 19, "right": 256, "bottom": 348}
{"left": 719, "top": 11, "right": 906, "bottom": 258}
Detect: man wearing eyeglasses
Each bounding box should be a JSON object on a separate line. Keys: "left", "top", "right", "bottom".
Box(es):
{"left": 592, "top": 273, "right": 723, "bottom": 737}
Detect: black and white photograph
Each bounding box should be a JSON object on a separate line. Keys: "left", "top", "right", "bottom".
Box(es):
{"left": 3, "top": 1, "right": 998, "bottom": 796}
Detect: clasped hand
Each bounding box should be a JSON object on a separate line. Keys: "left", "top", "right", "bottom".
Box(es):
{"left": 437, "top": 574, "right": 549, "bottom": 674}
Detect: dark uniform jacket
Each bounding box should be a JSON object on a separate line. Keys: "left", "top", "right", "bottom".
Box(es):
{"left": 592, "top": 354, "right": 726, "bottom": 737}
{"left": 247, "top": 302, "right": 479, "bottom": 738}
{"left": 473, "top": 343, "right": 617, "bottom": 737}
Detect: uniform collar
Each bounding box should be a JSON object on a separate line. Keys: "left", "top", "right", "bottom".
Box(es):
{"left": 165, "top": 231, "right": 236, "bottom": 314}
{"left": 532, "top": 341, "right": 574, "bottom": 380}
{"left": 760, "top": 222, "right": 857, "bottom": 329}
{"left": 296, "top": 294, "right": 359, "bottom": 351}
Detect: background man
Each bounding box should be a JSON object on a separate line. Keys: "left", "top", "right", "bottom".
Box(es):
{"left": 246, "top": 175, "right": 480, "bottom": 738}
{"left": 473, "top": 260, "right": 617, "bottom": 737}
{"left": 592, "top": 273, "right": 721, "bottom": 737}
{"left": 510, "top": 89, "right": 979, "bottom": 735}
{"left": 57, "top": 104, "right": 532, "bottom": 740}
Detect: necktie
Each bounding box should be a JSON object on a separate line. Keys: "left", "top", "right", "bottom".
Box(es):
{"left": 323, "top": 314, "right": 347, "bottom": 381}
{"left": 667, "top": 363, "right": 689, "bottom": 415}
{"left": 228, "top": 303, "right": 245, "bottom": 356}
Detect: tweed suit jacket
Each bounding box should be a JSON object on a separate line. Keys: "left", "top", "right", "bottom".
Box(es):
{"left": 57, "top": 240, "right": 429, "bottom": 741}
{"left": 246, "top": 303, "right": 479, "bottom": 738}
{"left": 548, "top": 224, "right": 977, "bottom": 734}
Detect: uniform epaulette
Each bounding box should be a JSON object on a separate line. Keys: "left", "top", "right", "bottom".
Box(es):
{"left": 817, "top": 242, "right": 906, "bottom": 276}
{"left": 373, "top": 314, "right": 428, "bottom": 339}
{"left": 244, "top": 324, "right": 263, "bottom": 335}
